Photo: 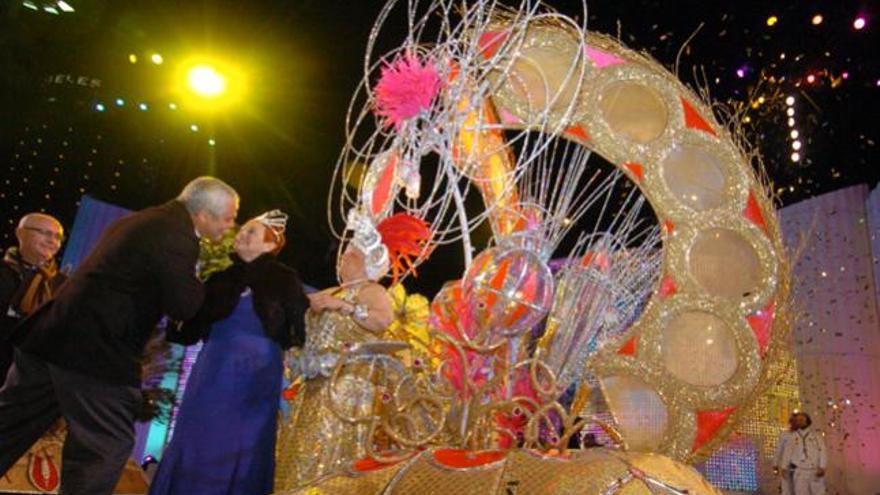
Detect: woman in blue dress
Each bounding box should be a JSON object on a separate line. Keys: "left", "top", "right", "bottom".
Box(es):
{"left": 149, "top": 210, "right": 308, "bottom": 495}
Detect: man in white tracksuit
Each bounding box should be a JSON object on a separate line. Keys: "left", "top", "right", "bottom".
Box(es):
{"left": 773, "top": 413, "right": 798, "bottom": 495}
{"left": 777, "top": 412, "right": 827, "bottom": 495}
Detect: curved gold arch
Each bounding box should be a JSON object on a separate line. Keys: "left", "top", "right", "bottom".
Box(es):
{"left": 455, "top": 25, "right": 789, "bottom": 461}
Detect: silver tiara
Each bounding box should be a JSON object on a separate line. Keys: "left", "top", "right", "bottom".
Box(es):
{"left": 254, "top": 209, "right": 289, "bottom": 234}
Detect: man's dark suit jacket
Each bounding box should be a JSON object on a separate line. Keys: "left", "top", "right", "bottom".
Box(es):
{"left": 12, "top": 200, "right": 206, "bottom": 387}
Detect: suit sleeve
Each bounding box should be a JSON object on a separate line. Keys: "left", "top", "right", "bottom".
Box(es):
{"left": 168, "top": 267, "right": 243, "bottom": 345}
{"left": 154, "top": 233, "right": 205, "bottom": 321}
{"left": 282, "top": 271, "right": 309, "bottom": 350}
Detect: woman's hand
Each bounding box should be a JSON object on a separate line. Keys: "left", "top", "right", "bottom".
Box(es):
{"left": 307, "top": 292, "right": 349, "bottom": 313}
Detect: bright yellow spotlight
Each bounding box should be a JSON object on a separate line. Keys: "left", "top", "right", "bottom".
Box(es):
{"left": 151, "top": 53, "right": 164, "bottom": 65}
{"left": 187, "top": 65, "right": 227, "bottom": 99}
{"left": 128, "top": 53, "right": 138, "bottom": 64}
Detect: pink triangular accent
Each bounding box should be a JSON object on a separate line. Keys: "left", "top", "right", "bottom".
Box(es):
{"left": 658, "top": 276, "right": 677, "bottom": 298}
{"left": 693, "top": 407, "right": 735, "bottom": 452}
{"left": 499, "top": 109, "right": 523, "bottom": 125}
{"left": 744, "top": 190, "right": 769, "bottom": 235}
{"left": 680, "top": 97, "right": 717, "bottom": 136}
{"left": 479, "top": 31, "right": 509, "bottom": 59}
{"left": 371, "top": 153, "right": 398, "bottom": 217}
{"left": 585, "top": 46, "right": 626, "bottom": 69}
{"left": 747, "top": 300, "right": 776, "bottom": 358}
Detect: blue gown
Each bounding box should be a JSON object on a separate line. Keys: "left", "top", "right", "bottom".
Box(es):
{"left": 148, "top": 292, "right": 282, "bottom": 495}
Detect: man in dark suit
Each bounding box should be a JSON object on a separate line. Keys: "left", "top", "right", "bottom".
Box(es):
{"left": 0, "top": 176, "right": 239, "bottom": 494}
{"left": 0, "top": 213, "right": 68, "bottom": 380}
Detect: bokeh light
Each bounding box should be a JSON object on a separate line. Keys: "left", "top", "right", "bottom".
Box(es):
{"left": 186, "top": 65, "right": 227, "bottom": 99}
{"left": 853, "top": 16, "right": 866, "bottom": 30}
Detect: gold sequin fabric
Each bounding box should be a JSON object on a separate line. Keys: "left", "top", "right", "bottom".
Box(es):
{"left": 285, "top": 448, "right": 722, "bottom": 495}
{"left": 275, "top": 288, "right": 381, "bottom": 491}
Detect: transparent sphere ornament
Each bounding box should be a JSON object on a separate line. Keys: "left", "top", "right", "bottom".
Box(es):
{"left": 461, "top": 245, "right": 555, "bottom": 341}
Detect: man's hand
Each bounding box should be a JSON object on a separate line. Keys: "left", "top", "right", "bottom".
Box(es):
{"left": 307, "top": 292, "right": 348, "bottom": 313}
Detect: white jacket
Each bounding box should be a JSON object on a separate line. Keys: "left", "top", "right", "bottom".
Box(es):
{"left": 778, "top": 427, "right": 827, "bottom": 470}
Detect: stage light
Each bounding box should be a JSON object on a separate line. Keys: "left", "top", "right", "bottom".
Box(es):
{"left": 791, "top": 152, "right": 800, "bottom": 162}
{"left": 208, "top": 138, "right": 216, "bottom": 146}
{"left": 138, "top": 103, "right": 148, "bottom": 111}
{"left": 186, "top": 65, "right": 226, "bottom": 98}
{"left": 129, "top": 54, "right": 138, "bottom": 64}
{"left": 790, "top": 130, "right": 799, "bottom": 139}
{"left": 43, "top": 5, "right": 59, "bottom": 14}
{"left": 22, "top": 1, "right": 38, "bottom": 11}
{"left": 853, "top": 16, "right": 866, "bottom": 30}
{"left": 786, "top": 107, "right": 795, "bottom": 117}
{"left": 785, "top": 96, "right": 795, "bottom": 106}
{"left": 787, "top": 118, "right": 795, "bottom": 127}
{"left": 95, "top": 103, "right": 105, "bottom": 112}
{"left": 190, "top": 124, "right": 199, "bottom": 132}
{"left": 767, "top": 16, "right": 778, "bottom": 27}
{"left": 57, "top": 1, "right": 74, "bottom": 12}
{"left": 150, "top": 53, "right": 164, "bottom": 65}
{"left": 792, "top": 140, "right": 802, "bottom": 150}
{"left": 806, "top": 74, "right": 816, "bottom": 84}
{"left": 168, "top": 102, "right": 178, "bottom": 110}
{"left": 811, "top": 14, "right": 823, "bottom": 25}
{"left": 115, "top": 98, "right": 125, "bottom": 107}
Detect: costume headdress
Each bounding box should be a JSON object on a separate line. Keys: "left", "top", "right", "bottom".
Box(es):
{"left": 345, "top": 208, "right": 432, "bottom": 282}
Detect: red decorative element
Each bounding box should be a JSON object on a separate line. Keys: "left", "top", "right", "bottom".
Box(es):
{"left": 433, "top": 448, "right": 506, "bottom": 468}
{"left": 27, "top": 451, "right": 60, "bottom": 492}
{"left": 693, "top": 407, "right": 735, "bottom": 452}
{"left": 281, "top": 382, "right": 301, "bottom": 401}
{"left": 658, "top": 275, "right": 677, "bottom": 298}
{"left": 376, "top": 213, "right": 433, "bottom": 283}
{"left": 663, "top": 220, "right": 675, "bottom": 234}
{"left": 354, "top": 456, "right": 406, "bottom": 472}
{"left": 747, "top": 299, "right": 776, "bottom": 357}
{"left": 478, "top": 31, "right": 510, "bottom": 59}
{"left": 580, "top": 251, "right": 611, "bottom": 271}
{"left": 371, "top": 152, "right": 399, "bottom": 217}
{"left": 618, "top": 336, "right": 638, "bottom": 356}
{"left": 623, "top": 162, "right": 644, "bottom": 182}
{"left": 564, "top": 124, "right": 590, "bottom": 142}
{"left": 743, "top": 190, "right": 769, "bottom": 235}
{"left": 680, "top": 97, "right": 717, "bottom": 136}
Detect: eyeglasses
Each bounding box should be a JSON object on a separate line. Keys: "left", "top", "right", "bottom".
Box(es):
{"left": 23, "top": 226, "right": 65, "bottom": 242}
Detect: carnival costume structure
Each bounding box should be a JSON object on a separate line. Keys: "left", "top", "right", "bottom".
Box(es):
{"left": 277, "top": 1, "right": 792, "bottom": 493}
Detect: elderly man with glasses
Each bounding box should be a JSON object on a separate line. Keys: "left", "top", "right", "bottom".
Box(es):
{"left": 0, "top": 213, "right": 67, "bottom": 380}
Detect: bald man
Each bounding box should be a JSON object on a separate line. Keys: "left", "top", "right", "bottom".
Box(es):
{"left": 0, "top": 213, "right": 67, "bottom": 379}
